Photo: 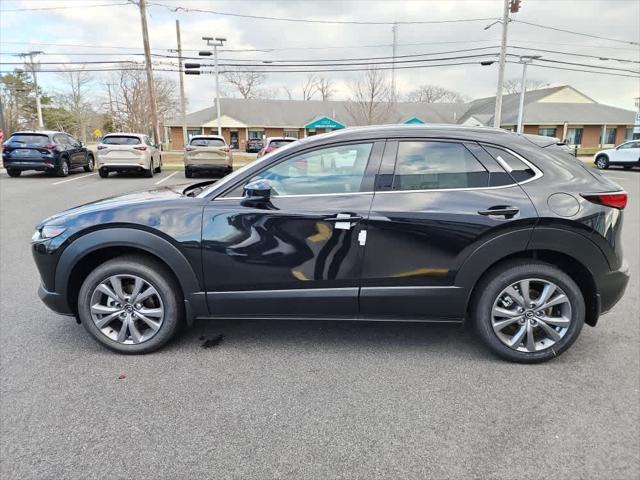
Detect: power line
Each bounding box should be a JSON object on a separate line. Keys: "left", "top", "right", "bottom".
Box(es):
{"left": 512, "top": 19, "right": 640, "bottom": 46}
{"left": 148, "top": 2, "right": 497, "bottom": 26}
{"left": 0, "top": 1, "right": 130, "bottom": 12}
{"left": 520, "top": 62, "right": 640, "bottom": 78}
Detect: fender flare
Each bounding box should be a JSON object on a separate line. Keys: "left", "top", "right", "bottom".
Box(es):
{"left": 56, "top": 228, "right": 203, "bottom": 319}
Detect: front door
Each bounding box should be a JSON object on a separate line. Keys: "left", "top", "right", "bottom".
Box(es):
{"left": 202, "top": 141, "right": 383, "bottom": 317}
{"left": 359, "top": 140, "right": 538, "bottom": 319}
{"left": 230, "top": 131, "right": 239, "bottom": 149}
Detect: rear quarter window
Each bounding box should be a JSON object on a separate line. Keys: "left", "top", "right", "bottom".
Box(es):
{"left": 269, "top": 140, "right": 295, "bottom": 148}
{"left": 483, "top": 146, "right": 536, "bottom": 182}
{"left": 102, "top": 136, "right": 142, "bottom": 145}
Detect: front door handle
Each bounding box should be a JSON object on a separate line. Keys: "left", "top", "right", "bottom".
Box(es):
{"left": 478, "top": 206, "right": 520, "bottom": 218}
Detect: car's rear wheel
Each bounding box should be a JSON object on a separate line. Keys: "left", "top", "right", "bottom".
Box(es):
{"left": 185, "top": 167, "right": 193, "bottom": 178}
{"left": 78, "top": 255, "right": 183, "bottom": 354}
{"left": 144, "top": 162, "right": 154, "bottom": 178}
{"left": 84, "top": 154, "right": 94, "bottom": 172}
{"left": 6, "top": 168, "right": 21, "bottom": 177}
{"left": 472, "top": 260, "right": 584, "bottom": 363}
{"left": 99, "top": 168, "right": 109, "bottom": 178}
{"left": 595, "top": 155, "right": 609, "bottom": 169}
{"left": 57, "top": 158, "right": 70, "bottom": 177}
{"left": 154, "top": 156, "right": 162, "bottom": 173}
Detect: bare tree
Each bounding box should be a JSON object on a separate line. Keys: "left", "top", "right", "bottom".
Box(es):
{"left": 316, "top": 77, "right": 335, "bottom": 101}
{"left": 406, "top": 84, "right": 466, "bottom": 103}
{"left": 280, "top": 84, "right": 293, "bottom": 100}
{"left": 301, "top": 75, "right": 319, "bottom": 101}
{"left": 345, "top": 68, "right": 395, "bottom": 125}
{"left": 223, "top": 68, "right": 267, "bottom": 99}
{"left": 109, "top": 69, "right": 178, "bottom": 137}
{"left": 503, "top": 78, "right": 550, "bottom": 95}
{"left": 57, "top": 67, "right": 94, "bottom": 142}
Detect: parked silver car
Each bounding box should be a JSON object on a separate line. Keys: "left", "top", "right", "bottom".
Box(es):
{"left": 96, "top": 133, "right": 161, "bottom": 178}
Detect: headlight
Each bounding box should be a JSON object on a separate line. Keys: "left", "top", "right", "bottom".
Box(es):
{"left": 32, "top": 226, "right": 67, "bottom": 241}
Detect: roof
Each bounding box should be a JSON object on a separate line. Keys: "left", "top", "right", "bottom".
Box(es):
{"left": 166, "top": 86, "right": 637, "bottom": 129}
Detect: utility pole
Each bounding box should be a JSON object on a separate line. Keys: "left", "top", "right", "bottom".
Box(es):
{"left": 137, "top": 0, "right": 161, "bottom": 144}
{"left": 391, "top": 22, "right": 398, "bottom": 101}
{"left": 201, "top": 37, "right": 226, "bottom": 137}
{"left": 493, "top": 0, "right": 511, "bottom": 128}
{"left": 516, "top": 55, "right": 540, "bottom": 133}
{"left": 176, "top": 20, "right": 188, "bottom": 148}
{"left": 20, "top": 51, "right": 44, "bottom": 129}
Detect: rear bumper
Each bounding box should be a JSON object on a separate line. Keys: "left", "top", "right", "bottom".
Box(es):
{"left": 38, "top": 284, "right": 73, "bottom": 316}
{"left": 598, "top": 259, "right": 630, "bottom": 315}
{"left": 186, "top": 163, "right": 232, "bottom": 174}
{"left": 3, "top": 160, "right": 55, "bottom": 171}
{"left": 98, "top": 162, "right": 148, "bottom": 170}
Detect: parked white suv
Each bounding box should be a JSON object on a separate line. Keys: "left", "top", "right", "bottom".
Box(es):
{"left": 594, "top": 140, "right": 640, "bottom": 170}
{"left": 96, "top": 133, "right": 161, "bottom": 178}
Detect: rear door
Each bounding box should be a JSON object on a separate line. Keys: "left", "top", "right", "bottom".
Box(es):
{"left": 65, "top": 134, "right": 85, "bottom": 166}
{"left": 359, "top": 139, "right": 538, "bottom": 320}
{"left": 202, "top": 141, "right": 383, "bottom": 317}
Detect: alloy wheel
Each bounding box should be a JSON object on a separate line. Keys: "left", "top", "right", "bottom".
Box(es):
{"left": 89, "top": 274, "right": 164, "bottom": 344}
{"left": 491, "top": 278, "right": 572, "bottom": 353}
{"left": 62, "top": 161, "right": 69, "bottom": 175}
{"left": 596, "top": 158, "right": 607, "bottom": 169}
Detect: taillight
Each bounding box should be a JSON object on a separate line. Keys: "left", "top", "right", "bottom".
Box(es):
{"left": 185, "top": 146, "right": 195, "bottom": 152}
{"left": 97, "top": 145, "right": 108, "bottom": 150}
{"left": 42, "top": 143, "right": 56, "bottom": 149}
{"left": 134, "top": 146, "right": 147, "bottom": 151}
{"left": 222, "top": 147, "right": 230, "bottom": 152}
{"left": 582, "top": 192, "right": 628, "bottom": 210}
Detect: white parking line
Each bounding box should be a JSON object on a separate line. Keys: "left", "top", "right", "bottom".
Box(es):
{"left": 155, "top": 171, "right": 178, "bottom": 185}
{"left": 52, "top": 173, "right": 97, "bottom": 185}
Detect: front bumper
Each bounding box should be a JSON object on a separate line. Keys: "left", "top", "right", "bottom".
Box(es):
{"left": 38, "top": 284, "right": 73, "bottom": 316}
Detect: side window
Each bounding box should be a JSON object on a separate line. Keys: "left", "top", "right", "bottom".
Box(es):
{"left": 483, "top": 146, "right": 536, "bottom": 182}
{"left": 53, "top": 134, "right": 67, "bottom": 146}
{"left": 144, "top": 136, "right": 153, "bottom": 146}
{"left": 66, "top": 134, "right": 80, "bottom": 147}
{"left": 392, "top": 141, "right": 488, "bottom": 191}
{"left": 618, "top": 142, "right": 639, "bottom": 150}
{"left": 248, "top": 143, "right": 373, "bottom": 196}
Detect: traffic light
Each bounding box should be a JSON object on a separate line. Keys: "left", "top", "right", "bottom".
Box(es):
{"left": 510, "top": 0, "right": 521, "bottom": 13}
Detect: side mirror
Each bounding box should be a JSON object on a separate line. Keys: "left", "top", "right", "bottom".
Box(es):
{"left": 243, "top": 179, "right": 271, "bottom": 199}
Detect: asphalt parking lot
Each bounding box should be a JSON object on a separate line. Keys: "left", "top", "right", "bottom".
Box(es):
{"left": 1, "top": 167, "right": 639, "bottom": 479}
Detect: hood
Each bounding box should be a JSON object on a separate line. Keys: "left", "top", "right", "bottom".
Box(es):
{"left": 38, "top": 184, "right": 188, "bottom": 227}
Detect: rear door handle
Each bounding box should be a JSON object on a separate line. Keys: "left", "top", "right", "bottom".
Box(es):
{"left": 324, "top": 214, "right": 363, "bottom": 230}
{"left": 324, "top": 215, "right": 363, "bottom": 222}
{"left": 478, "top": 206, "right": 520, "bottom": 218}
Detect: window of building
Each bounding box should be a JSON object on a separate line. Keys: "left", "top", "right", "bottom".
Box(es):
{"left": 187, "top": 128, "right": 202, "bottom": 140}
{"left": 625, "top": 128, "right": 635, "bottom": 141}
{"left": 251, "top": 143, "right": 373, "bottom": 196}
{"left": 483, "top": 146, "right": 536, "bottom": 183}
{"left": 248, "top": 130, "right": 264, "bottom": 140}
{"left": 566, "top": 128, "right": 583, "bottom": 145}
{"left": 283, "top": 130, "right": 299, "bottom": 139}
{"left": 538, "top": 127, "right": 557, "bottom": 137}
{"left": 392, "top": 141, "right": 488, "bottom": 191}
{"left": 602, "top": 127, "right": 616, "bottom": 145}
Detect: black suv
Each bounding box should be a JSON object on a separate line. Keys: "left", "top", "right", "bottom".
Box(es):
{"left": 31, "top": 126, "right": 629, "bottom": 362}
{"left": 2, "top": 131, "right": 94, "bottom": 177}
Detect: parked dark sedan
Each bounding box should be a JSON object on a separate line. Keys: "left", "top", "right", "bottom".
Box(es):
{"left": 3, "top": 131, "right": 94, "bottom": 177}
{"left": 245, "top": 138, "right": 263, "bottom": 153}
{"left": 31, "top": 125, "right": 628, "bottom": 362}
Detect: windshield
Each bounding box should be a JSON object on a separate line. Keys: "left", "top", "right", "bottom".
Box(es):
{"left": 8, "top": 134, "right": 49, "bottom": 145}
{"left": 269, "top": 139, "right": 295, "bottom": 148}
{"left": 196, "top": 138, "right": 302, "bottom": 198}
{"left": 190, "top": 138, "right": 226, "bottom": 147}
{"left": 102, "top": 136, "right": 141, "bottom": 145}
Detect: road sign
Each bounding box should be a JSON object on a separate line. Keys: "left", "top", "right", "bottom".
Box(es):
{"left": 93, "top": 129, "right": 102, "bottom": 138}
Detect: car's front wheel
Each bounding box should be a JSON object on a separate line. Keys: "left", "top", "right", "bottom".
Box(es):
{"left": 77, "top": 255, "right": 183, "bottom": 354}
{"left": 472, "top": 260, "right": 584, "bottom": 363}
{"left": 595, "top": 155, "right": 609, "bottom": 169}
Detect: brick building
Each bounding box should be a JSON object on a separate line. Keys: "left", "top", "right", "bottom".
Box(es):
{"left": 165, "top": 86, "right": 637, "bottom": 150}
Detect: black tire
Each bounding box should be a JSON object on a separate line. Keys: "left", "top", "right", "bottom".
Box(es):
{"left": 6, "top": 168, "right": 21, "bottom": 177}
{"left": 471, "top": 260, "right": 585, "bottom": 363}
{"left": 84, "top": 154, "right": 95, "bottom": 172}
{"left": 154, "top": 159, "right": 162, "bottom": 173}
{"left": 623, "top": 166, "right": 633, "bottom": 170}
{"left": 595, "top": 155, "right": 609, "bottom": 169}
{"left": 56, "top": 158, "right": 70, "bottom": 177}
{"left": 99, "top": 168, "right": 109, "bottom": 178}
{"left": 77, "top": 255, "right": 183, "bottom": 354}
{"left": 185, "top": 167, "right": 193, "bottom": 178}
{"left": 144, "top": 164, "right": 154, "bottom": 178}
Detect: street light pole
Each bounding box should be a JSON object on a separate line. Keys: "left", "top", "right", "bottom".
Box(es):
{"left": 493, "top": 0, "right": 510, "bottom": 128}
{"left": 516, "top": 55, "right": 540, "bottom": 134}
{"left": 203, "top": 37, "right": 226, "bottom": 137}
